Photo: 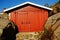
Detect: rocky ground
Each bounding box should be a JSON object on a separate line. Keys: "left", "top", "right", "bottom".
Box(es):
{"left": 16, "top": 31, "right": 44, "bottom": 40}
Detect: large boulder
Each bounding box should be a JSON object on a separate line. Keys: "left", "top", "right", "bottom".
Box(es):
{"left": 42, "top": 13, "right": 60, "bottom": 40}
{"left": 0, "top": 13, "right": 9, "bottom": 28}
{"left": 0, "top": 14, "right": 10, "bottom": 35}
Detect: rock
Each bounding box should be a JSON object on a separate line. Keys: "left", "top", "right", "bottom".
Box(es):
{"left": 0, "top": 13, "right": 9, "bottom": 28}
{"left": 16, "top": 31, "right": 44, "bottom": 40}
{"left": 0, "top": 13, "right": 10, "bottom": 35}
{"left": 43, "top": 13, "right": 60, "bottom": 40}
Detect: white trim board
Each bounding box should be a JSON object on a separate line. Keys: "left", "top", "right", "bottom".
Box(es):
{"left": 4, "top": 2, "right": 53, "bottom": 12}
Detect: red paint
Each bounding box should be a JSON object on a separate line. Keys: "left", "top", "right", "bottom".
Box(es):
{"left": 9, "top": 6, "right": 48, "bottom": 32}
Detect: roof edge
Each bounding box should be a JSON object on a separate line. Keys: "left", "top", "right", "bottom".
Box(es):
{"left": 4, "top": 2, "right": 53, "bottom": 12}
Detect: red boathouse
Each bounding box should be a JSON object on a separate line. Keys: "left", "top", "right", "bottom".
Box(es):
{"left": 4, "top": 2, "right": 52, "bottom": 32}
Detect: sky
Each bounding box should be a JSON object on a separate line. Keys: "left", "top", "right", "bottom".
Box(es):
{"left": 0, "top": 0, "right": 58, "bottom": 12}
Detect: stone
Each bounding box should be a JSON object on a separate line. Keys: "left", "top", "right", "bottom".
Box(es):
{"left": 16, "top": 32, "right": 44, "bottom": 40}
{"left": 43, "top": 13, "right": 60, "bottom": 40}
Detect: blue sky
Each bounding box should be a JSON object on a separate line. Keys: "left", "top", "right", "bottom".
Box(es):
{"left": 0, "top": 0, "right": 58, "bottom": 12}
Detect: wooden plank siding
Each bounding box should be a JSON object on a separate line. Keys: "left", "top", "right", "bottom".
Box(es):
{"left": 9, "top": 6, "right": 48, "bottom": 32}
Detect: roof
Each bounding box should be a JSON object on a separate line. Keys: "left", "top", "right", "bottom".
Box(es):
{"left": 4, "top": 2, "right": 53, "bottom": 12}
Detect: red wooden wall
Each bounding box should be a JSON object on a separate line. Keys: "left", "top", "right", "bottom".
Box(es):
{"left": 9, "top": 6, "right": 48, "bottom": 32}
